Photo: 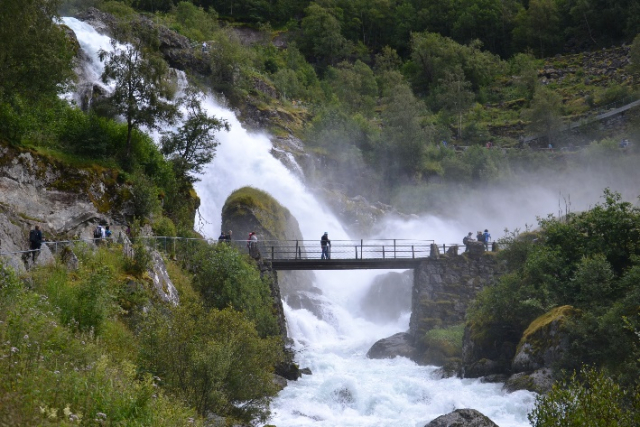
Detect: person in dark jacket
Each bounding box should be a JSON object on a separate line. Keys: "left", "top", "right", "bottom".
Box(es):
{"left": 29, "top": 225, "right": 44, "bottom": 261}
{"left": 321, "top": 232, "right": 331, "bottom": 259}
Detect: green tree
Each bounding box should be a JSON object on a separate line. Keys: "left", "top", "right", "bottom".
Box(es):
{"left": 326, "top": 60, "right": 378, "bottom": 116}
{"left": 629, "top": 33, "right": 640, "bottom": 75}
{"left": 379, "top": 83, "right": 434, "bottom": 182}
{"left": 299, "top": 3, "right": 351, "bottom": 71}
{"left": 513, "top": 0, "right": 563, "bottom": 57}
{"left": 161, "top": 90, "right": 230, "bottom": 182}
{"left": 0, "top": 0, "right": 74, "bottom": 101}
{"left": 521, "top": 86, "right": 564, "bottom": 145}
{"left": 99, "top": 40, "right": 178, "bottom": 158}
{"left": 434, "top": 67, "right": 475, "bottom": 138}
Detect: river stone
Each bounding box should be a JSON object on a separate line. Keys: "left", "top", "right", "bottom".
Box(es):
{"left": 366, "top": 332, "right": 417, "bottom": 360}
{"left": 424, "top": 408, "right": 499, "bottom": 427}
{"left": 503, "top": 368, "right": 554, "bottom": 394}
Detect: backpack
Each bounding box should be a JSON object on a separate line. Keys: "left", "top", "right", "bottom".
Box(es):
{"left": 105, "top": 229, "right": 112, "bottom": 237}
{"left": 462, "top": 236, "right": 469, "bottom": 245}
{"left": 477, "top": 233, "right": 485, "bottom": 243}
{"left": 93, "top": 226, "right": 102, "bottom": 238}
{"left": 29, "top": 229, "right": 38, "bottom": 243}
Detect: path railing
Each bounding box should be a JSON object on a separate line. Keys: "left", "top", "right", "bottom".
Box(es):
{"left": 2, "top": 235, "right": 478, "bottom": 266}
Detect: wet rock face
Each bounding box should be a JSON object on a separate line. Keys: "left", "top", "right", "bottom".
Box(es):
{"left": 359, "top": 270, "right": 412, "bottom": 323}
{"left": 147, "top": 250, "right": 180, "bottom": 306}
{"left": 366, "top": 332, "right": 417, "bottom": 360}
{"left": 424, "top": 408, "right": 499, "bottom": 427}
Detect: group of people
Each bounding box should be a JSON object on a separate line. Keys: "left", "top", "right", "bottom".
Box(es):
{"left": 218, "top": 230, "right": 233, "bottom": 243}
{"left": 93, "top": 224, "right": 112, "bottom": 243}
{"left": 463, "top": 229, "right": 491, "bottom": 252}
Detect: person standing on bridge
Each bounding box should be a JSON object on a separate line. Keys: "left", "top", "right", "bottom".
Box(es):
{"left": 482, "top": 229, "right": 491, "bottom": 251}
{"left": 321, "top": 232, "right": 331, "bottom": 259}
{"left": 463, "top": 232, "right": 474, "bottom": 252}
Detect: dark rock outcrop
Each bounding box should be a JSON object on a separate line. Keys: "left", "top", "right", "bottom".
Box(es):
{"left": 424, "top": 408, "right": 499, "bottom": 427}
{"left": 367, "top": 332, "right": 417, "bottom": 360}
{"left": 0, "top": 143, "right": 133, "bottom": 272}
{"left": 360, "top": 270, "right": 413, "bottom": 323}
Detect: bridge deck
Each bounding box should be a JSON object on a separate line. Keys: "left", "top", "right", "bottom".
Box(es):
{"left": 270, "top": 258, "right": 427, "bottom": 270}
{"left": 249, "top": 239, "right": 436, "bottom": 270}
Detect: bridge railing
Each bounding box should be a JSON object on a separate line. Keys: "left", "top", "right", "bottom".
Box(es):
{"left": 239, "top": 239, "right": 435, "bottom": 260}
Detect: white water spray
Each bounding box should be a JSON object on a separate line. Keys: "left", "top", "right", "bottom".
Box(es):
{"left": 66, "top": 17, "right": 536, "bottom": 426}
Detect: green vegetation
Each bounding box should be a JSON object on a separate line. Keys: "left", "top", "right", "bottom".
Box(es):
{"left": 0, "top": 240, "right": 283, "bottom": 425}
{"left": 468, "top": 189, "right": 640, "bottom": 389}
{"left": 529, "top": 367, "right": 640, "bottom": 427}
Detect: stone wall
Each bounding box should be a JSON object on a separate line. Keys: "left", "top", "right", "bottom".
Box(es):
{"left": 409, "top": 252, "right": 504, "bottom": 345}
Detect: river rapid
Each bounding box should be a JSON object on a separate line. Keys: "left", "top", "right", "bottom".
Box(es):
{"left": 65, "top": 16, "right": 536, "bottom": 427}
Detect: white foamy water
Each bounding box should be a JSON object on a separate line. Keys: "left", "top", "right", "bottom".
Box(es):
{"left": 66, "top": 17, "right": 536, "bottom": 427}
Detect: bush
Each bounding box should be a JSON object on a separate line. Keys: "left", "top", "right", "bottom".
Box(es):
{"left": 190, "top": 243, "right": 280, "bottom": 338}
{"left": 139, "top": 304, "right": 283, "bottom": 422}
{"left": 152, "top": 216, "right": 177, "bottom": 238}
{"left": 130, "top": 173, "right": 162, "bottom": 219}
{"left": 529, "top": 367, "right": 640, "bottom": 427}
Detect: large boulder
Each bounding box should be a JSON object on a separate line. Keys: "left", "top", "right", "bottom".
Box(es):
{"left": 424, "top": 408, "right": 499, "bottom": 427}
{"left": 220, "top": 186, "right": 316, "bottom": 296}
{"left": 511, "top": 305, "right": 576, "bottom": 373}
{"left": 367, "top": 332, "right": 417, "bottom": 360}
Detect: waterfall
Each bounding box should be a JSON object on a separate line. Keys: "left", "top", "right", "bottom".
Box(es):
{"left": 64, "top": 17, "right": 536, "bottom": 427}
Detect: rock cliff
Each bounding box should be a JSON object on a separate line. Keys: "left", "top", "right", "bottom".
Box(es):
{"left": 0, "top": 143, "right": 133, "bottom": 272}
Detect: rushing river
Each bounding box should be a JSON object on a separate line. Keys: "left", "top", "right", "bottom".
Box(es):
{"left": 66, "top": 16, "right": 536, "bottom": 426}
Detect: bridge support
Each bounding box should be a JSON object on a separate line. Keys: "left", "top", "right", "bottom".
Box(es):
{"left": 429, "top": 243, "right": 440, "bottom": 259}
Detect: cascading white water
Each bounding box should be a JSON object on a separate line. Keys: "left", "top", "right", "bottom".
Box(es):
{"left": 65, "top": 17, "right": 536, "bottom": 426}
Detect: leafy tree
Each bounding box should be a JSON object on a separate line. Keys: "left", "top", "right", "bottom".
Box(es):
{"left": 0, "top": 0, "right": 74, "bottom": 102}
{"left": 99, "top": 40, "right": 178, "bottom": 158}
{"left": 409, "top": 31, "right": 503, "bottom": 96}
{"left": 161, "top": 90, "right": 230, "bottom": 182}
{"left": 513, "top": 0, "right": 563, "bottom": 57}
{"left": 521, "top": 86, "right": 564, "bottom": 145}
{"left": 379, "top": 83, "right": 434, "bottom": 183}
{"left": 326, "top": 60, "right": 378, "bottom": 116}
{"left": 299, "top": 3, "right": 351, "bottom": 71}
{"left": 433, "top": 67, "right": 475, "bottom": 137}
{"left": 629, "top": 33, "right": 640, "bottom": 75}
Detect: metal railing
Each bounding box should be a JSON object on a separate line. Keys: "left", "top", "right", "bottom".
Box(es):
{"left": 229, "top": 239, "right": 435, "bottom": 261}
{"left": 2, "top": 236, "right": 484, "bottom": 265}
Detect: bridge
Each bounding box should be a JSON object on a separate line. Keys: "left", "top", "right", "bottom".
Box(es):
{"left": 1, "top": 236, "right": 457, "bottom": 271}
{"left": 242, "top": 239, "right": 437, "bottom": 270}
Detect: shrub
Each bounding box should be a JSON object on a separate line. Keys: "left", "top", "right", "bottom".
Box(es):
{"left": 190, "top": 243, "right": 280, "bottom": 338}
{"left": 529, "top": 367, "right": 640, "bottom": 427}
{"left": 139, "top": 304, "right": 283, "bottom": 422}
{"left": 152, "top": 216, "right": 177, "bottom": 238}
